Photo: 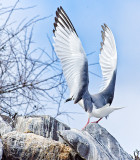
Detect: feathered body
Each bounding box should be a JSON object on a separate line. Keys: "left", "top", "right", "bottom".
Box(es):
{"left": 53, "top": 6, "right": 123, "bottom": 128}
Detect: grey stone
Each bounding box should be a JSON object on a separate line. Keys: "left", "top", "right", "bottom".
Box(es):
{"left": 0, "top": 115, "right": 132, "bottom": 160}
{"left": 59, "top": 129, "right": 109, "bottom": 160}
{"left": 0, "top": 139, "right": 2, "bottom": 160}
{"left": 85, "top": 123, "right": 132, "bottom": 160}
{"left": 15, "top": 115, "right": 70, "bottom": 141}
{"left": 1, "top": 131, "right": 75, "bottom": 160}
{"left": 59, "top": 123, "right": 132, "bottom": 160}
{"left": 0, "top": 116, "right": 12, "bottom": 136}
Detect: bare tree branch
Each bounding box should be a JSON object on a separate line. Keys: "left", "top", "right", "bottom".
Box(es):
{"left": 0, "top": 1, "right": 100, "bottom": 119}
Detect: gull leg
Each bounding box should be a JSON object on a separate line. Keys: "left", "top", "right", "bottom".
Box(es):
{"left": 82, "top": 118, "right": 90, "bottom": 130}
{"left": 91, "top": 118, "right": 103, "bottom": 123}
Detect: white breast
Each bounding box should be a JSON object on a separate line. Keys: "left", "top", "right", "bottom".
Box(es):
{"left": 89, "top": 104, "right": 115, "bottom": 118}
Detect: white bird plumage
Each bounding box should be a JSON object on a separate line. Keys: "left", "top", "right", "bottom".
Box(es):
{"left": 99, "top": 24, "right": 117, "bottom": 91}
{"left": 53, "top": 6, "right": 123, "bottom": 129}
{"left": 53, "top": 7, "right": 89, "bottom": 105}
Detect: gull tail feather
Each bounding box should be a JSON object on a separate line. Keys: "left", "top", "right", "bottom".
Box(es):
{"left": 112, "top": 107, "right": 125, "bottom": 110}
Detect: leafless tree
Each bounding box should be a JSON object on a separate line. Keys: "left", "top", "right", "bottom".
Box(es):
{"left": 0, "top": 0, "right": 68, "bottom": 118}
{"left": 0, "top": 1, "right": 100, "bottom": 119}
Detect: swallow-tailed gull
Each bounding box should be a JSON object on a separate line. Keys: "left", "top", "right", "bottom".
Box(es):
{"left": 53, "top": 6, "right": 123, "bottom": 129}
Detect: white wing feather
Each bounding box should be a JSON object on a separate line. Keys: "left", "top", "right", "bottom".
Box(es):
{"left": 53, "top": 7, "right": 89, "bottom": 102}
{"left": 99, "top": 24, "right": 117, "bottom": 91}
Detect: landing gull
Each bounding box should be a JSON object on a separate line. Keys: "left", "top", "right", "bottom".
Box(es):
{"left": 53, "top": 6, "right": 123, "bottom": 129}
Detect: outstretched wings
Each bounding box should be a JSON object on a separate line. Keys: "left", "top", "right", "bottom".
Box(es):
{"left": 53, "top": 6, "right": 89, "bottom": 104}
{"left": 99, "top": 24, "right": 117, "bottom": 104}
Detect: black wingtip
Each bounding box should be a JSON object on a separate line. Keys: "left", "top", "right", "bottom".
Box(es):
{"left": 54, "top": 23, "right": 57, "bottom": 29}
{"left": 56, "top": 10, "right": 59, "bottom": 17}
{"left": 60, "top": 6, "right": 64, "bottom": 12}
{"left": 101, "top": 30, "right": 105, "bottom": 42}
{"left": 102, "top": 23, "right": 110, "bottom": 31}
{"left": 101, "top": 24, "right": 105, "bottom": 31}
{"left": 57, "top": 7, "right": 60, "bottom": 11}
{"left": 53, "top": 7, "right": 63, "bottom": 35}
{"left": 53, "top": 7, "right": 60, "bottom": 35}
{"left": 53, "top": 29, "right": 55, "bottom": 34}
{"left": 53, "top": 6, "right": 78, "bottom": 37}
{"left": 55, "top": 17, "right": 58, "bottom": 23}
{"left": 57, "top": 7, "right": 61, "bottom": 13}
{"left": 104, "top": 23, "right": 107, "bottom": 28}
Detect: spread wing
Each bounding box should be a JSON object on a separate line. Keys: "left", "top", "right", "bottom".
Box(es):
{"left": 53, "top": 6, "right": 89, "bottom": 104}
{"left": 99, "top": 24, "right": 117, "bottom": 93}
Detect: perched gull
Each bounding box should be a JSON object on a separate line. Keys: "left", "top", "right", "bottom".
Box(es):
{"left": 53, "top": 6, "right": 123, "bottom": 129}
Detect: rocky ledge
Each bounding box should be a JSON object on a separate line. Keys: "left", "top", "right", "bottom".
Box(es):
{"left": 0, "top": 115, "right": 132, "bottom": 160}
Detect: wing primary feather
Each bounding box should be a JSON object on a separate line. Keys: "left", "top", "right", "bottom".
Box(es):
{"left": 55, "top": 17, "right": 65, "bottom": 30}
{"left": 54, "top": 23, "right": 57, "bottom": 30}
{"left": 56, "top": 11, "right": 70, "bottom": 30}
{"left": 54, "top": 7, "right": 78, "bottom": 36}
{"left": 59, "top": 6, "right": 78, "bottom": 36}
{"left": 101, "top": 25, "right": 106, "bottom": 31}
{"left": 53, "top": 29, "right": 55, "bottom": 34}
{"left": 53, "top": 6, "right": 90, "bottom": 108}
{"left": 57, "top": 8, "right": 72, "bottom": 29}
{"left": 99, "top": 24, "right": 117, "bottom": 92}
{"left": 101, "top": 30, "right": 105, "bottom": 42}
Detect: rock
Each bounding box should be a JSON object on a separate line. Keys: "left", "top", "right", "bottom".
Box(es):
{"left": 85, "top": 123, "right": 132, "bottom": 160}
{"left": 0, "top": 115, "right": 132, "bottom": 160}
{"left": 0, "top": 139, "right": 2, "bottom": 160}
{"left": 15, "top": 115, "right": 70, "bottom": 141}
{"left": 0, "top": 116, "right": 12, "bottom": 136}
{"left": 59, "top": 123, "right": 132, "bottom": 160}
{"left": 1, "top": 131, "right": 75, "bottom": 160}
{"left": 59, "top": 129, "right": 109, "bottom": 160}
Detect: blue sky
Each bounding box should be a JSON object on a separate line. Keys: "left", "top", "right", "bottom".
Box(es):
{"left": 3, "top": 0, "right": 140, "bottom": 155}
